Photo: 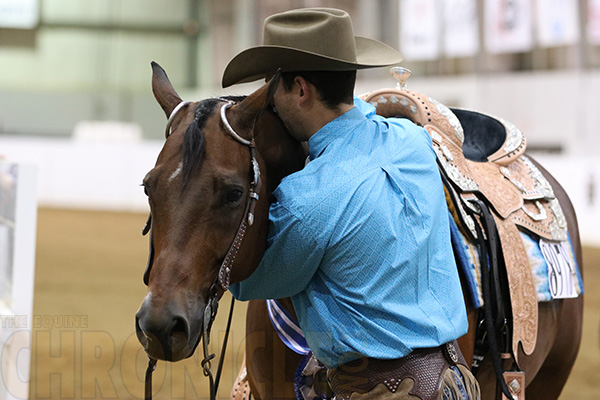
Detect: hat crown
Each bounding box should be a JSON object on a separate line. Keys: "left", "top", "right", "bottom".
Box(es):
{"left": 263, "top": 8, "right": 357, "bottom": 63}
{"left": 222, "top": 7, "right": 403, "bottom": 87}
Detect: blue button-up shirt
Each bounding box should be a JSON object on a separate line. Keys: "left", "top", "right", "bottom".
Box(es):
{"left": 230, "top": 98, "right": 468, "bottom": 368}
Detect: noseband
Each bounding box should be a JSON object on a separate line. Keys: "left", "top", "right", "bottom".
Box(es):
{"left": 142, "top": 99, "right": 261, "bottom": 400}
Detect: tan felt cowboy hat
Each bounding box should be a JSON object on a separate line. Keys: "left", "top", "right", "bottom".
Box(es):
{"left": 222, "top": 8, "right": 403, "bottom": 87}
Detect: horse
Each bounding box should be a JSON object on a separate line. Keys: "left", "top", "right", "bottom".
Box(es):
{"left": 135, "top": 62, "right": 584, "bottom": 400}
{"left": 135, "top": 62, "right": 307, "bottom": 398}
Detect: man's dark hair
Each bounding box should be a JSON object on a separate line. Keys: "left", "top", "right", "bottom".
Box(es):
{"left": 280, "top": 70, "right": 356, "bottom": 110}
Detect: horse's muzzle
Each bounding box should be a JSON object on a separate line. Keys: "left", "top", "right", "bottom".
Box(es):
{"left": 135, "top": 294, "right": 202, "bottom": 361}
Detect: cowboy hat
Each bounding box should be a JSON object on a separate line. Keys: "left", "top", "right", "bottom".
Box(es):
{"left": 222, "top": 8, "right": 403, "bottom": 87}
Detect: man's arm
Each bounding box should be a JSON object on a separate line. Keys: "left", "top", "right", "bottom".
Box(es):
{"left": 229, "top": 200, "right": 324, "bottom": 300}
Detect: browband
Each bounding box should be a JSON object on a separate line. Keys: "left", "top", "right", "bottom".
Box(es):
{"left": 165, "top": 101, "right": 192, "bottom": 138}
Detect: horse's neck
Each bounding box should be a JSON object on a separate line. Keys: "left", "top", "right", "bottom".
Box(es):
{"left": 278, "top": 297, "right": 298, "bottom": 320}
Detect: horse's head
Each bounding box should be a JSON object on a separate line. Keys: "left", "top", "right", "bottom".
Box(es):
{"left": 135, "top": 62, "right": 306, "bottom": 361}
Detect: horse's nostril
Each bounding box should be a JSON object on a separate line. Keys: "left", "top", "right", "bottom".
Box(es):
{"left": 135, "top": 315, "right": 144, "bottom": 336}
{"left": 135, "top": 296, "right": 199, "bottom": 361}
{"left": 172, "top": 316, "right": 188, "bottom": 336}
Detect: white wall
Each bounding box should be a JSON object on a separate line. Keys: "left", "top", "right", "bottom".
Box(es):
{"left": 1, "top": 136, "right": 599, "bottom": 247}
{"left": 356, "top": 69, "right": 600, "bottom": 157}
{"left": 1, "top": 71, "right": 600, "bottom": 245}
{"left": 1, "top": 136, "right": 159, "bottom": 212}
{"left": 0, "top": 162, "right": 37, "bottom": 400}
{"left": 532, "top": 155, "right": 600, "bottom": 247}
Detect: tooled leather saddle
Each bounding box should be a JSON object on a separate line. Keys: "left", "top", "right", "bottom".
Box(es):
{"left": 360, "top": 86, "right": 569, "bottom": 364}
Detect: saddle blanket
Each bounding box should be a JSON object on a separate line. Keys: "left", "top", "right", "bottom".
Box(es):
{"left": 449, "top": 212, "right": 584, "bottom": 308}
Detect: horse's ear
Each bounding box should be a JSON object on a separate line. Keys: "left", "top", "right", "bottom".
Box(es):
{"left": 264, "top": 69, "right": 281, "bottom": 112}
{"left": 232, "top": 69, "right": 281, "bottom": 132}
{"left": 151, "top": 61, "right": 183, "bottom": 118}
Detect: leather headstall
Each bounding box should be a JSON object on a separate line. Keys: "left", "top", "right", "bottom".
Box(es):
{"left": 141, "top": 98, "right": 253, "bottom": 400}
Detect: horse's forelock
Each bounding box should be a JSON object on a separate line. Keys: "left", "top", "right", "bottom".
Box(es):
{"left": 180, "top": 96, "right": 249, "bottom": 192}
{"left": 180, "top": 99, "right": 214, "bottom": 191}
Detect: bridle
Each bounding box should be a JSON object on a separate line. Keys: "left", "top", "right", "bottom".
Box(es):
{"left": 217, "top": 101, "right": 262, "bottom": 289}
{"left": 142, "top": 98, "right": 261, "bottom": 400}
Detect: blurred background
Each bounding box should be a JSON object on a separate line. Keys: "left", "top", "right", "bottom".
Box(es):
{"left": 0, "top": 0, "right": 599, "bottom": 399}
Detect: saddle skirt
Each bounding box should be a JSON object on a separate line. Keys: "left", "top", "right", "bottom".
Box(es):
{"left": 360, "top": 88, "right": 573, "bottom": 361}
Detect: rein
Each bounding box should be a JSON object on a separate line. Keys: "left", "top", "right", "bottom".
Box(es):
{"left": 143, "top": 99, "right": 260, "bottom": 400}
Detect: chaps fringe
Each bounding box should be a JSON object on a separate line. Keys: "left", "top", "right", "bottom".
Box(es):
{"left": 437, "top": 365, "right": 481, "bottom": 400}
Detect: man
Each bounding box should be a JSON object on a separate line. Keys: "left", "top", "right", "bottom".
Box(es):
{"left": 223, "top": 8, "right": 479, "bottom": 400}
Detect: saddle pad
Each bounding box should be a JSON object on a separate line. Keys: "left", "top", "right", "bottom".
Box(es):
{"left": 449, "top": 212, "right": 583, "bottom": 309}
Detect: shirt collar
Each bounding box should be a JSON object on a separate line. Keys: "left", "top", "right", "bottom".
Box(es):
{"left": 308, "top": 107, "right": 367, "bottom": 161}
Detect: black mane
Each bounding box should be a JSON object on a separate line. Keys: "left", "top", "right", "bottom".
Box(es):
{"left": 181, "top": 96, "right": 247, "bottom": 191}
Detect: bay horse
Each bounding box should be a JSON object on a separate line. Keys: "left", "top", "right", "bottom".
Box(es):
{"left": 135, "top": 62, "right": 583, "bottom": 400}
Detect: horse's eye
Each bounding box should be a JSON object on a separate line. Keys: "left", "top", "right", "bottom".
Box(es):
{"left": 226, "top": 189, "right": 243, "bottom": 204}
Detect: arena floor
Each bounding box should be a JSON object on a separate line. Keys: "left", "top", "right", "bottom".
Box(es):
{"left": 29, "top": 208, "right": 599, "bottom": 399}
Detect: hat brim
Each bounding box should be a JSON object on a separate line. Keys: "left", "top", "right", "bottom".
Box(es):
{"left": 222, "top": 36, "right": 403, "bottom": 88}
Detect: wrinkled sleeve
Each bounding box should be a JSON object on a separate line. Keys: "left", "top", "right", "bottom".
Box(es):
{"left": 229, "top": 200, "right": 324, "bottom": 300}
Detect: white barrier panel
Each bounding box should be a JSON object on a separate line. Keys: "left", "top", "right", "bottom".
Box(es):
{"left": 0, "top": 161, "right": 37, "bottom": 400}
{"left": 1, "top": 137, "right": 599, "bottom": 246}
{"left": 1, "top": 136, "right": 160, "bottom": 212}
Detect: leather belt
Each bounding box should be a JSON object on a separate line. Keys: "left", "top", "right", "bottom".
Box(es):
{"left": 327, "top": 341, "right": 466, "bottom": 400}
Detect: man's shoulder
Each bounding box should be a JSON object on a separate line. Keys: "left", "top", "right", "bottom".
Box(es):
{"left": 273, "top": 158, "right": 360, "bottom": 216}
{"left": 274, "top": 162, "right": 329, "bottom": 205}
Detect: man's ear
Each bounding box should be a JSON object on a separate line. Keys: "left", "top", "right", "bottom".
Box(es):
{"left": 296, "top": 77, "right": 314, "bottom": 107}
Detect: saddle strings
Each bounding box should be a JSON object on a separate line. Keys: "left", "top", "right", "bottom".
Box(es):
{"left": 469, "top": 200, "right": 514, "bottom": 400}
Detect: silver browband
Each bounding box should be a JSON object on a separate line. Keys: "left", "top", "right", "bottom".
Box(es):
{"left": 165, "top": 101, "right": 192, "bottom": 138}
{"left": 220, "top": 102, "right": 252, "bottom": 146}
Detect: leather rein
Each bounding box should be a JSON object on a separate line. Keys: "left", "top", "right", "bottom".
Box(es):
{"left": 143, "top": 99, "right": 261, "bottom": 400}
